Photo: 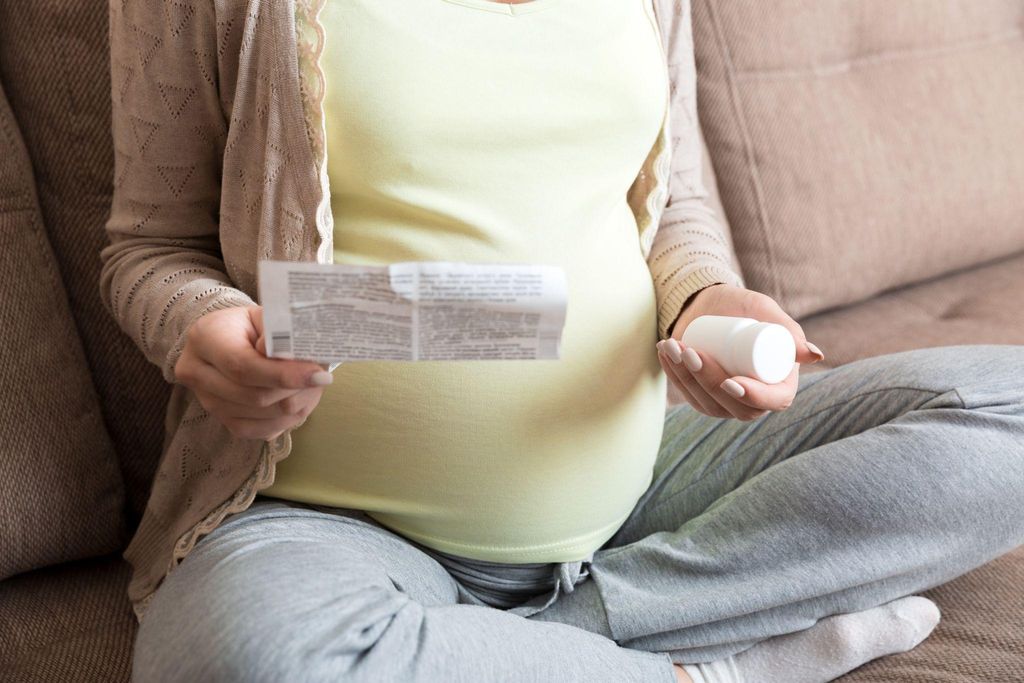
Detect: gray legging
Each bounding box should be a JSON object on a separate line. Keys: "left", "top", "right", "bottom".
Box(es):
{"left": 132, "top": 345, "right": 1024, "bottom": 682}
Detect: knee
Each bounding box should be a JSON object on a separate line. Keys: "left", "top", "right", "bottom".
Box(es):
{"left": 849, "top": 345, "right": 1024, "bottom": 407}
{"left": 940, "top": 344, "right": 1024, "bottom": 398}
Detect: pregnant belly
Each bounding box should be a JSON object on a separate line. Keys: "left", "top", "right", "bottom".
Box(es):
{"left": 264, "top": 230, "right": 667, "bottom": 562}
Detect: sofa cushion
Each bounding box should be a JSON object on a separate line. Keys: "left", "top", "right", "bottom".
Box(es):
{"left": 0, "top": 556, "right": 135, "bottom": 683}
{"left": 666, "top": 251, "right": 1024, "bottom": 453}
{"left": 0, "top": 0, "right": 170, "bottom": 523}
{"left": 799, "top": 250, "right": 1024, "bottom": 369}
{"left": 0, "top": 81, "right": 125, "bottom": 581}
{"left": 692, "top": 0, "right": 1024, "bottom": 319}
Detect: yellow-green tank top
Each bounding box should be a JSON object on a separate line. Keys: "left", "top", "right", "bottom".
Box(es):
{"left": 264, "top": 0, "right": 671, "bottom": 562}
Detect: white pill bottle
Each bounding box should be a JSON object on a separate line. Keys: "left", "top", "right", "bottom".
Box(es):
{"left": 680, "top": 315, "right": 796, "bottom": 384}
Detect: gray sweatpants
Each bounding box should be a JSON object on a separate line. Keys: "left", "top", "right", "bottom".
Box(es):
{"left": 132, "top": 345, "right": 1024, "bottom": 682}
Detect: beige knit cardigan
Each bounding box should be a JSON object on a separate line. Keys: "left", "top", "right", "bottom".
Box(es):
{"left": 100, "top": 0, "right": 744, "bottom": 622}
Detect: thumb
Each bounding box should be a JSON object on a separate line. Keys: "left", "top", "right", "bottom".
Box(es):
{"left": 250, "top": 306, "right": 328, "bottom": 369}
{"left": 248, "top": 306, "right": 268, "bottom": 356}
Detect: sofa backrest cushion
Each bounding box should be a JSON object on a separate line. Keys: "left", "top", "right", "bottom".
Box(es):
{"left": 0, "top": 0, "right": 170, "bottom": 523}
{"left": 0, "top": 82, "right": 126, "bottom": 581}
{"left": 692, "top": 0, "right": 1024, "bottom": 318}
{"left": 700, "top": 127, "right": 745, "bottom": 280}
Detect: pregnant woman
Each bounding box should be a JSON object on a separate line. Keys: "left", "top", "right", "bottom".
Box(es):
{"left": 102, "top": 1, "right": 1024, "bottom": 681}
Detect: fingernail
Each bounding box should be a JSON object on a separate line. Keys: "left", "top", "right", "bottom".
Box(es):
{"left": 721, "top": 378, "right": 745, "bottom": 398}
{"left": 308, "top": 370, "right": 333, "bottom": 386}
{"left": 805, "top": 341, "right": 825, "bottom": 362}
{"left": 681, "top": 347, "right": 702, "bottom": 373}
{"left": 662, "top": 339, "right": 683, "bottom": 364}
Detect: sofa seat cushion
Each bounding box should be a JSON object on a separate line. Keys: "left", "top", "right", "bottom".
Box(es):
{"left": 0, "top": 556, "right": 135, "bottom": 683}
{"left": 795, "top": 252, "right": 1024, "bottom": 675}
{"left": 797, "top": 253, "right": 1024, "bottom": 679}
{"left": 799, "top": 250, "right": 1024, "bottom": 369}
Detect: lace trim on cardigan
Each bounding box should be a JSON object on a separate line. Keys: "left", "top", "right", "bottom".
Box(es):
{"left": 632, "top": 0, "right": 673, "bottom": 258}
{"left": 631, "top": 105, "right": 672, "bottom": 259}
{"left": 294, "top": 0, "right": 327, "bottom": 169}
{"left": 295, "top": 0, "right": 335, "bottom": 263}
{"left": 168, "top": 433, "right": 291, "bottom": 559}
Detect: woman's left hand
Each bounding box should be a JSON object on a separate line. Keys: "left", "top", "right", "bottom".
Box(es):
{"left": 656, "top": 283, "right": 826, "bottom": 421}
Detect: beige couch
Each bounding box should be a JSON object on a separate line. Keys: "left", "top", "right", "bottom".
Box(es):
{"left": 0, "top": 1, "right": 1020, "bottom": 681}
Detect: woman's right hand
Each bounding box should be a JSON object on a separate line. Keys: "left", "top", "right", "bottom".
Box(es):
{"left": 174, "top": 305, "right": 333, "bottom": 442}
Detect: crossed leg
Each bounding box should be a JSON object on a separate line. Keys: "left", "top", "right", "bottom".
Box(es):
{"left": 131, "top": 500, "right": 677, "bottom": 682}
{"left": 132, "top": 345, "right": 1024, "bottom": 682}
{"left": 531, "top": 344, "right": 1024, "bottom": 664}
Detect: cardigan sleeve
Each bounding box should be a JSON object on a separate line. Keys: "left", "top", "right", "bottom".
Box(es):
{"left": 647, "top": 0, "right": 744, "bottom": 341}
{"left": 99, "top": 0, "right": 256, "bottom": 385}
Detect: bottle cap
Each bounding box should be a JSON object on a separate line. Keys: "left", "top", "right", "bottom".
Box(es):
{"left": 734, "top": 323, "right": 796, "bottom": 384}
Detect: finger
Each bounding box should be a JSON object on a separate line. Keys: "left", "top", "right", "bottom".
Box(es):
{"left": 658, "top": 344, "right": 731, "bottom": 418}
{"left": 199, "top": 333, "right": 330, "bottom": 389}
{"left": 250, "top": 306, "right": 266, "bottom": 345}
{"left": 722, "top": 363, "right": 801, "bottom": 411}
{"left": 657, "top": 348, "right": 712, "bottom": 415}
{"left": 657, "top": 345, "right": 715, "bottom": 415}
{"left": 256, "top": 330, "right": 267, "bottom": 358}
{"left": 676, "top": 342, "right": 773, "bottom": 420}
{"left": 756, "top": 298, "right": 824, "bottom": 365}
{"left": 187, "top": 359, "right": 307, "bottom": 407}
{"left": 790, "top": 328, "right": 823, "bottom": 365}
{"left": 197, "top": 386, "right": 321, "bottom": 420}
{"left": 254, "top": 317, "right": 327, "bottom": 370}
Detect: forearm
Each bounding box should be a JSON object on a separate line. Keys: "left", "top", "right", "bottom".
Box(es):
{"left": 647, "top": 0, "right": 742, "bottom": 340}
{"left": 99, "top": 238, "right": 255, "bottom": 383}
{"left": 649, "top": 204, "right": 744, "bottom": 340}
{"left": 100, "top": 0, "right": 253, "bottom": 384}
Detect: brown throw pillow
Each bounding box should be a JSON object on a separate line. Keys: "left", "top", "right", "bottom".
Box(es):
{"left": 0, "top": 82, "right": 126, "bottom": 580}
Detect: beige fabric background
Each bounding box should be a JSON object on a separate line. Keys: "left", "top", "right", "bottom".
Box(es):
{"left": 692, "top": 0, "right": 1024, "bottom": 319}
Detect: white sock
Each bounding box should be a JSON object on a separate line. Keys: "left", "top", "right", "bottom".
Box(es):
{"left": 680, "top": 596, "right": 941, "bottom": 683}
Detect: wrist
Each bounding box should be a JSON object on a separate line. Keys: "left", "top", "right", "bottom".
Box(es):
{"left": 667, "top": 283, "right": 725, "bottom": 338}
